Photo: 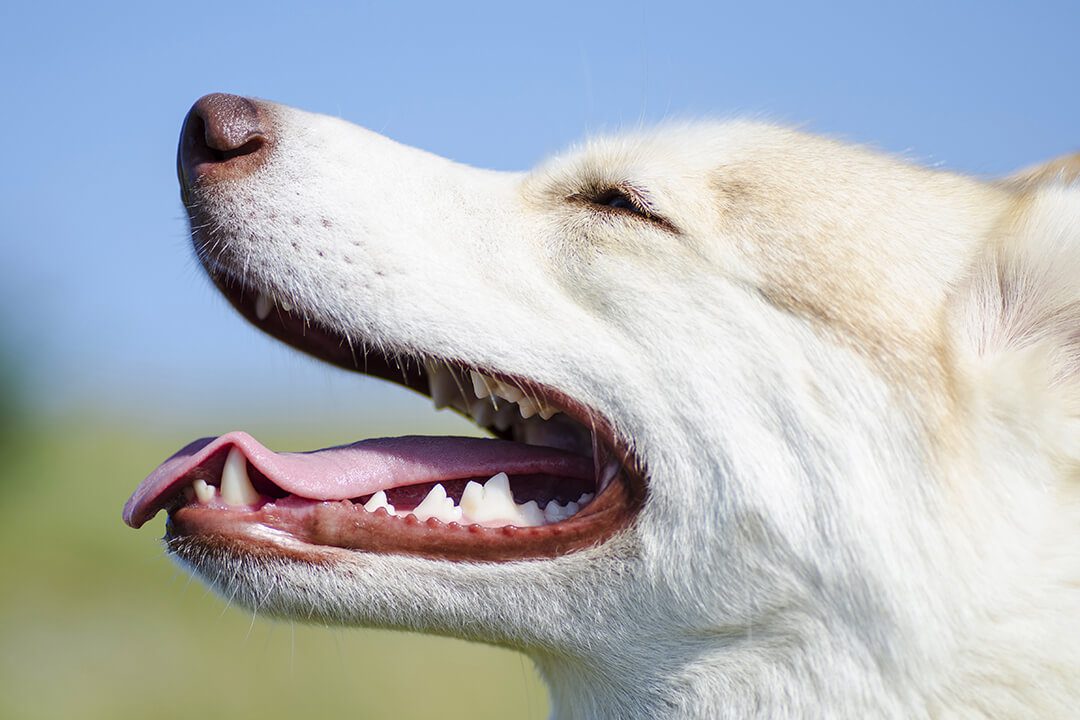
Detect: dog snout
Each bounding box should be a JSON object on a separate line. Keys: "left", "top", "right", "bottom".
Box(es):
{"left": 177, "top": 93, "right": 271, "bottom": 196}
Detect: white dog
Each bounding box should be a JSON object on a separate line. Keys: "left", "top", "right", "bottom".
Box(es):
{"left": 124, "top": 94, "right": 1080, "bottom": 718}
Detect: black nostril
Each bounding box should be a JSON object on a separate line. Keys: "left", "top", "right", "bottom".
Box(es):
{"left": 177, "top": 93, "right": 271, "bottom": 193}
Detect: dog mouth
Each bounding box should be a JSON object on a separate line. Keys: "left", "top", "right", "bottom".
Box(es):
{"left": 123, "top": 278, "right": 645, "bottom": 563}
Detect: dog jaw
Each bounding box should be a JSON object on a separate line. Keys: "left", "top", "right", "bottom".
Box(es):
{"left": 153, "top": 97, "right": 1080, "bottom": 718}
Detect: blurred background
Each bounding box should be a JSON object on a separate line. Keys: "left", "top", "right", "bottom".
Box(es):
{"left": 1, "top": 1, "right": 1077, "bottom": 717}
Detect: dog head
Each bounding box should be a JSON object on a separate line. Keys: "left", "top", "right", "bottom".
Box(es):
{"left": 126, "top": 94, "right": 1080, "bottom": 715}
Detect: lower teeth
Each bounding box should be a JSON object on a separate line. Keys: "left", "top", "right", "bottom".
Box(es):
{"left": 189, "top": 468, "right": 594, "bottom": 529}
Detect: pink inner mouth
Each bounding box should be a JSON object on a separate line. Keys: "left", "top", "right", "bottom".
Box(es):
{"left": 123, "top": 431, "right": 596, "bottom": 529}
{"left": 124, "top": 279, "right": 642, "bottom": 560}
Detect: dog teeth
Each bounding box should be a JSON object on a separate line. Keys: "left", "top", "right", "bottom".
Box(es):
{"left": 411, "top": 483, "right": 463, "bottom": 523}
{"left": 254, "top": 292, "right": 294, "bottom": 319}
{"left": 220, "top": 447, "right": 260, "bottom": 506}
{"left": 493, "top": 381, "right": 523, "bottom": 403}
{"left": 426, "top": 362, "right": 462, "bottom": 410}
{"left": 424, "top": 363, "right": 563, "bottom": 428}
{"left": 191, "top": 460, "right": 592, "bottom": 529}
{"left": 543, "top": 500, "right": 565, "bottom": 523}
{"left": 518, "top": 500, "right": 545, "bottom": 526}
{"left": 463, "top": 472, "right": 520, "bottom": 525}
{"left": 517, "top": 397, "right": 539, "bottom": 419}
{"left": 464, "top": 472, "right": 547, "bottom": 527}
{"left": 599, "top": 461, "right": 619, "bottom": 491}
{"left": 254, "top": 292, "right": 273, "bottom": 320}
{"left": 192, "top": 478, "right": 216, "bottom": 504}
{"left": 541, "top": 493, "right": 592, "bottom": 524}
{"left": 394, "top": 472, "right": 556, "bottom": 528}
{"left": 356, "top": 473, "right": 565, "bottom": 528}
{"left": 543, "top": 500, "right": 571, "bottom": 523}
{"left": 363, "top": 490, "right": 396, "bottom": 515}
{"left": 470, "top": 371, "right": 492, "bottom": 399}
{"left": 459, "top": 480, "right": 486, "bottom": 517}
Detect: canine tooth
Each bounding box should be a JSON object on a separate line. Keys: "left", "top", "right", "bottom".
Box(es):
{"left": 411, "top": 484, "right": 462, "bottom": 523}
{"left": 470, "top": 371, "right": 492, "bottom": 399}
{"left": 363, "top": 490, "right": 395, "bottom": 515}
{"left": 494, "top": 382, "right": 524, "bottom": 403}
{"left": 192, "top": 478, "right": 216, "bottom": 504}
{"left": 254, "top": 293, "right": 273, "bottom": 320}
{"left": 518, "top": 397, "right": 539, "bottom": 419}
{"left": 220, "top": 447, "right": 259, "bottom": 506}
{"left": 600, "top": 460, "right": 619, "bottom": 490}
{"left": 516, "top": 500, "right": 545, "bottom": 527}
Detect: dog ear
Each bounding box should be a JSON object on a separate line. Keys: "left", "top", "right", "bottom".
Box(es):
{"left": 949, "top": 184, "right": 1080, "bottom": 446}
{"left": 1002, "top": 151, "right": 1080, "bottom": 190}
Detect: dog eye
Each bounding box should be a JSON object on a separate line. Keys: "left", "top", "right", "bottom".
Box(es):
{"left": 582, "top": 185, "right": 679, "bottom": 233}
{"left": 591, "top": 188, "right": 648, "bottom": 215}
{"left": 568, "top": 184, "right": 679, "bottom": 233}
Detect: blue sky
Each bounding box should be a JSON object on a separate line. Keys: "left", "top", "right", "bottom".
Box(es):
{"left": 1, "top": 0, "right": 1077, "bottom": 425}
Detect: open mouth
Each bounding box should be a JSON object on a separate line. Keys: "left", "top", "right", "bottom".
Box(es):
{"left": 123, "top": 278, "right": 645, "bottom": 563}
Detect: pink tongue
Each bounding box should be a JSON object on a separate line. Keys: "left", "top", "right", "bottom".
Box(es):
{"left": 123, "top": 431, "right": 594, "bottom": 528}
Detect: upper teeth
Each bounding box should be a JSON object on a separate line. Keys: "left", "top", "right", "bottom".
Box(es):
{"left": 424, "top": 366, "right": 559, "bottom": 425}
{"left": 428, "top": 363, "right": 596, "bottom": 457}
{"left": 254, "top": 292, "right": 292, "bottom": 321}
{"left": 255, "top": 293, "right": 273, "bottom": 320}
{"left": 427, "top": 362, "right": 460, "bottom": 410}
{"left": 471, "top": 371, "right": 494, "bottom": 399}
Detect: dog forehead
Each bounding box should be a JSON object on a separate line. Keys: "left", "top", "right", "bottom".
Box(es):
{"left": 525, "top": 121, "right": 797, "bottom": 196}
{"left": 527, "top": 122, "right": 1015, "bottom": 386}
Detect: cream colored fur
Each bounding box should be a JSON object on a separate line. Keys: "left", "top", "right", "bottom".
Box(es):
{"left": 177, "top": 103, "right": 1080, "bottom": 718}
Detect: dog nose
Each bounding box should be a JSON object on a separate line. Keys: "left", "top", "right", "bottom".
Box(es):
{"left": 177, "top": 93, "right": 271, "bottom": 195}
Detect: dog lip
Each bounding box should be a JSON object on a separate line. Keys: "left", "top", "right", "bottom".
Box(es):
{"left": 166, "top": 465, "right": 634, "bottom": 563}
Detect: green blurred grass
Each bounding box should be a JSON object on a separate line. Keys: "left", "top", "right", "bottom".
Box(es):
{"left": 0, "top": 418, "right": 548, "bottom": 719}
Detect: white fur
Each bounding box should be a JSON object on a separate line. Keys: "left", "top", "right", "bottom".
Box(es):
{"left": 180, "top": 103, "right": 1080, "bottom": 718}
